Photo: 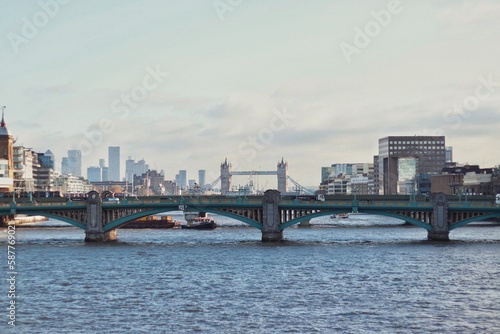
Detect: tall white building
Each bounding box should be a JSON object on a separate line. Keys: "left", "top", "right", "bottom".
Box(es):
{"left": 54, "top": 174, "right": 92, "bottom": 194}
{"left": 13, "top": 146, "right": 37, "bottom": 192}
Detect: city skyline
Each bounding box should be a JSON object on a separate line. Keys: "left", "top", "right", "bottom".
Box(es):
{"left": 2, "top": 1, "right": 500, "bottom": 186}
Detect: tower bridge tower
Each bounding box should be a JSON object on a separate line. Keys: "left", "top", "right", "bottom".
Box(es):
{"left": 220, "top": 158, "right": 232, "bottom": 195}
{"left": 277, "top": 158, "right": 288, "bottom": 193}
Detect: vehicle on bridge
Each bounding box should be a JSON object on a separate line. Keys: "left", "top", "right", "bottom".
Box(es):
{"left": 288, "top": 194, "right": 325, "bottom": 202}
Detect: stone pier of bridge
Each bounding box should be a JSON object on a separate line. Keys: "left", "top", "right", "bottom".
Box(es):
{"left": 84, "top": 191, "right": 117, "bottom": 242}
{"left": 261, "top": 189, "right": 283, "bottom": 242}
{"left": 428, "top": 192, "right": 449, "bottom": 241}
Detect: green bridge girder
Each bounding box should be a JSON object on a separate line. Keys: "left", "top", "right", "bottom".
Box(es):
{"left": 449, "top": 212, "right": 500, "bottom": 230}
{"left": 2, "top": 197, "right": 500, "bottom": 233}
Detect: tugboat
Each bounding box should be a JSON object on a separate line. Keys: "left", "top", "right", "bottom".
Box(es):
{"left": 123, "top": 215, "right": 181, "bottom": 228}
{"left": 330, "top": 213, "right": 350, "bottom": 219}
{"left": 181, "top": 216, "right": 217, "bottom": 230}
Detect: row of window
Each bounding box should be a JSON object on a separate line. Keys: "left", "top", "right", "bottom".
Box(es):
{"left": 391, "top": 146, "right": 444, "bottom": 150}
{"left": 389, "top": 140, "right": 445, "bottom": 145}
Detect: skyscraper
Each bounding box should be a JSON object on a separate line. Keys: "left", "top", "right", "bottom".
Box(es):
{"left": 43, "top": 150, "right": 55, "bottom": 169}
{"left": 87, "top": 166, "right": 102, "bottom": 182}
{"left": 67, "top": 149, "right": 82, "bottom": 177}
{"left": 108, "top": 146, "right": 120, "bottom": 181}
{"left": 125, "top": 157, "right": 149, "bottom": 184}
{"left": 125, "top": 156, "right": 135, "bottom": 183}
{"left": 198, "top": 170, "right": 206, "bottom": 188}
{"left": 178, "top": 170, "right": 187, "bottom": 189}
{"left": 61, "top": 157, "right": 69, "bottom": 175}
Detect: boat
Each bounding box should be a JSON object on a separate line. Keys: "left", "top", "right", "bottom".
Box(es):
{"left": 122, "top": 215, "right": 180, "bottom": 229}
{"left": 181, "top": 216, "right": 217, "bottom": 230}
{"left": 330, "top": 213, "right": 350, "bottom": 219}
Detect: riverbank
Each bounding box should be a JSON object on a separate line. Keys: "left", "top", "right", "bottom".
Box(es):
{"left": 8, "top": 214, "right": 48, "bottom": 225}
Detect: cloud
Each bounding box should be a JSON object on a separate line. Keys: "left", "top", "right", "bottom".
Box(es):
{"left": 24, "top": 83, "right": 74, "bottom": 97}
{"left": 438, "top": 1, "right": 500, "bottom": 27}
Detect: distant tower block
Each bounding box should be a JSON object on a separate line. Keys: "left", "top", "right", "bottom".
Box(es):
{"left": 277, "top": 158, "right": 288, "bottom": 193}
{"left": 220, "top": 158, "right": 232, "bottom": 195}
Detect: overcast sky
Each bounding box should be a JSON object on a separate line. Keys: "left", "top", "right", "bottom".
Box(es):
{"left": 2, "top": 0, "right": 500, "bottom": 188}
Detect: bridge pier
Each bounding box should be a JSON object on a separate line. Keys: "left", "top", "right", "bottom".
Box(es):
{"left": 85, "top": 229, "right": 117, "bottom": 242}
{"left": 428, "top": 192, "right": 449, "bottom": 241}
{"left": 262, "top": 189, "right": 283, "bottom": 242}
{"left": 84, "top": 191, "right": 117, "bottom": 242}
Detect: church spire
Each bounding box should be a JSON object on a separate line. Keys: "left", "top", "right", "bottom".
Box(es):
{"left": 1, "top": 106, "right": 5, "bottom": 128}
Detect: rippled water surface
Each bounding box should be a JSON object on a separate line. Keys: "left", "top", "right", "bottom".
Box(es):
{"left": 1, "top": 214, "right": 500, "bottom": 333}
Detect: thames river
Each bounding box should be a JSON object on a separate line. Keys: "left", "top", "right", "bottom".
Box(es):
{"left": 2, "top": 213, "right": 500, "bottom": 333}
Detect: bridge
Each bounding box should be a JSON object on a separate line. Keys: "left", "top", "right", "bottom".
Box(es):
{"left": 215, "top": 158, "right": 292, "bottom": 194}
{"left": 2, "top": 190, "right": 500, "bottom": 242}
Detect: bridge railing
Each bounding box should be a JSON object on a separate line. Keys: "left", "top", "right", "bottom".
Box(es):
{"left": 448, "top": 201, "right": 499, "bottom": 208}
{"left": 280, "top": 200, "right": 434, "bottom": 208}
{"left": 356, "top": 201, "right": 432, "bottom": 208}
{"left": 107, "top": 196, "right": 263, "bottom": 206}
{"left": 0, "top": 201, "right": 85, "bottom": 207}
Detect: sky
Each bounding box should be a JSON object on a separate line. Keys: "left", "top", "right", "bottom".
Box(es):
{"left": 2, "top": 0, "right": 500, "bottom": 188}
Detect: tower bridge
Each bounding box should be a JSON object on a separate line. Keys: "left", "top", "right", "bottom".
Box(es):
{"left": 219, "top": 158, "right": 289, "bottom": 194}
{"left": 2, "top": 190, "right": 500, "bottom": 242}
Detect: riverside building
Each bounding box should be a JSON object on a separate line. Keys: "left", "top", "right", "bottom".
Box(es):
{"left": 320, "top": 162, "right": 375, "bottom": 195}
{"left": 0, "top": 108, "right": 14, "bottom": 192}
{"left": 376, "top": 136, "right": 446, "bottom": 195}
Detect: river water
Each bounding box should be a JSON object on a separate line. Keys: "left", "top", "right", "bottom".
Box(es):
{"left": 1, "top": 213, "right": 500, "bottom": 333}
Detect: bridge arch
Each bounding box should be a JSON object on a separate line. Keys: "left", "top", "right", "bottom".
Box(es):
{"left": 361, "top": 210, "right": 432, "bottom": 231}
{"left": 279, "top": 210, "right": 432, "bottom": 231}
{"left": 450, "top": 212, "right": 500, "bottom": 230}
{"left": 104, "top": 208, "right": 180, "bottom": 231}
{"left": 280, "top": 210, "right": 349, "bottom": 230}
{"left": 104, "top": 208, "right": 263, "bottom": 231}
{"left": 6, "top": 211, "right": 86, "bottom": 229}
{"left": 206, "top": 209, "right": 262, "bottom": 230}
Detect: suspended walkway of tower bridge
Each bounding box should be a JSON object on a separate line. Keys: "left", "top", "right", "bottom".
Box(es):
{"left": 1, "top": 191, "right": 499, "bottom": 242}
